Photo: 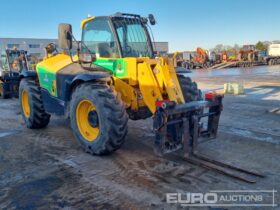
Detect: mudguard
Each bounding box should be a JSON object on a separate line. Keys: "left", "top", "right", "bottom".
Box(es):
{"left": 70, "top": 72, "right": 111, "bottom": 86}
{"left": 20, "top": 70, "right": 37, "bottom": 79}
{"left": 67, "top": 71, "right": 111, "bottom": 100}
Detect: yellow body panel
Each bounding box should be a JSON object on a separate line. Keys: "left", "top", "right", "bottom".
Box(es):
{"left": 123, "top": 58, "right": 138, "bottom": 85}
{"left": 113, "top": 77, "right": 138, "bottom": 110}
{"left": 163, "top": 57, "right": 185, "bottom": 104}
{"left": 106, "top": 57, "right": 185, "bottom": 114}
{"left": 136, "top": 57, "right": 185, "bottom": 113}
{"left": 138, "top": 61, "right": 163, "bottom": 113}
{"left": 37, "top": 54, "right": 76, "bottom": 74}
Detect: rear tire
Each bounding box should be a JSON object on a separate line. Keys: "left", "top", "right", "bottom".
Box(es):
{"left": 127, "top": 107, "right": 152, "bottom": 120}
{"left": 19, "top": 78, "right": 50, "bottom": 129}
{"left": 165, "top": 75, "right": 203, "bottom": 150}
{"left": 178, "top": 75, "right": 203, "bottom": 102}
{"left": 70, "top": 83, "right": 128, "bottom": 155}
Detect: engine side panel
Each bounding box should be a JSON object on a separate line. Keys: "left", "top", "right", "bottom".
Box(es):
{"left": 36, "top": 54, "right": 111, "bottom": 116}
{"left": 37, "top": 54, "right": 110, "bottom": 99}
{"left": 36, "top": 54, "right": 74, "bottom": 97}
{"left": 56, "top": 63, "right": 110, "bottom": 101}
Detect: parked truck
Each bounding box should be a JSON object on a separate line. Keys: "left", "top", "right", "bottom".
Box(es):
{"left": 266, "top": 44, "right": 280, "bottom": 66}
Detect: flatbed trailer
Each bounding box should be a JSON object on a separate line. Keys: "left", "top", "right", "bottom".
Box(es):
{"left": 209, "top": 60, "right": 266, "bottom": 70}
{"left": 266, "top": 56, "right": 280, "bottom": 66}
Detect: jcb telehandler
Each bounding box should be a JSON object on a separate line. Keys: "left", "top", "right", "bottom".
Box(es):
{"left": 19, "top": 13, "right": 263, "bottom": 183}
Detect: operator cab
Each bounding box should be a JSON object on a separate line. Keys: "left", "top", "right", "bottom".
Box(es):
{"left": 81, "top": 13, "right": 155, "bottom": 59}
{"left": 0, "top": 49, "right": 29, "bottom": 77}
{"left": 0, "top": 49, "right": 30, "bottom": 99}
{"left": 7, "top": 49, "right": 28, "bottom": 72}
{"left": 81, "top": 14, "right": 154, "bottom": 59}
{"left": 58, "top": 13, "right": 156, "bottom": 63}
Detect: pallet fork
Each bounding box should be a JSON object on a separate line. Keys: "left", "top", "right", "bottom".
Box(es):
{"left": 153, "top": 93, "right": 265, "bottom": 183}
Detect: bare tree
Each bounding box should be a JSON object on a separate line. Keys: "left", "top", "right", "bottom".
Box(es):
{"left": 213, "top": 44, "right": 224, "bottom": 53}
{"left": 233, "top": 44, "right": 240, "bottom": 51}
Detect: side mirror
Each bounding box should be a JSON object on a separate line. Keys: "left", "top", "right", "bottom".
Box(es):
{"left": 148, "top": 14, "right": 156, "bottom": 25}
{"left": 58, "top": 23, "right": 73, "bottom": 50}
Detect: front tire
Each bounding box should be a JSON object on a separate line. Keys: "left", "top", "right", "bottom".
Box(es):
{"left": 70, "top": 83, "right": 128, "bottom": 155}
{"left": 0, "top": 82, "right": 8, "bottom": 99}
{"left": 0, "top": 82, "right": 12, "bottom": 99}
{"left": 19, "top": 78, "right": 50, "bottom": 129}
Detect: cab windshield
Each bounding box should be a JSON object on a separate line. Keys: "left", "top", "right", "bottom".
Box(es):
{"left": 82, "top": 17, "right": 154, "bottom": 58}
{"left": 7, "top": 50, "right": 28, "bottom": 72}
{"left": 82, "top": 18, "right": 120, "bottom": 58}
{"left": 113, "top": 17, "right": 153, "bottom": 58}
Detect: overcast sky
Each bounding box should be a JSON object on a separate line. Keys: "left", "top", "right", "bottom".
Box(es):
{"left": 0, "top": 0, "right": 279, "bottom": 52}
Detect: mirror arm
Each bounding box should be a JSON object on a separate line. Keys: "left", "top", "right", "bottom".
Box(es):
{"left": 66, "top": 31, "right": 93, "bottom": 65}
{"left": 68, "top": 30, "right": 92, "bottom": 55}
{"left": 63, "top": 31, "right": 78, "bottom": 63}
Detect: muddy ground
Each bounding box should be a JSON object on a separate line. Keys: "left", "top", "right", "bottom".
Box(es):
{"left": 0, "top": 66, "right": 279, "bottom": 210}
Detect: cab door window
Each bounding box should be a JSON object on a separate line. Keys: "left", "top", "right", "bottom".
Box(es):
{"left": 82, "top": 18, "right": 120, "bottom": 58}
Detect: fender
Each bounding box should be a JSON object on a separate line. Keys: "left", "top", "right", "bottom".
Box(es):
{"left": 19, "top": 70, "right": 37, "bottom": 79}
{"left": 65, "top": 71, "right": 111, "bottom": 101}
{"left": 71, "top": 71, "right": 111, "bottom": 85}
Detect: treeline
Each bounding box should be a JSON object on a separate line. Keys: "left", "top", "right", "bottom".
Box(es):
{"left": 211, "top": 41, "right": 271, "bottom": 53}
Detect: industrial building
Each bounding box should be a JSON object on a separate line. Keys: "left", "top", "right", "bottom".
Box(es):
{"left": 0, "top": 38, "right": 168, "bottom": 58}
{"left": 0, "top": 38, "right": 58, "bottom": 58}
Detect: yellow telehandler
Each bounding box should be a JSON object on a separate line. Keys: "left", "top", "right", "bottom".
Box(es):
{"left": 19, "top": 13, "right": 263, "bottom": 183}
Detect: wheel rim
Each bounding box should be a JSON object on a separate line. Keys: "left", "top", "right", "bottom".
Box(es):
{"left": 76, "top": 99, "right": 99, "bottom": 141}
{"left": 21, "top": 90, "right": 30, "bottom": 117}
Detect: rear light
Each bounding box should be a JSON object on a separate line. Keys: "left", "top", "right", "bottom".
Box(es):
{"left": 155, "top": 100, "right": 170, "bottom": 109}
{"left": 155, "top": 100, "right": 176, "bottom": 109}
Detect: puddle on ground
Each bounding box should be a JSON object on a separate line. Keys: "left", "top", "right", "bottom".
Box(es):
{"left": 0, "top": 130, "right": 19, "bottom": 138}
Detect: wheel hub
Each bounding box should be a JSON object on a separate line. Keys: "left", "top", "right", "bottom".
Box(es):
{"left": 88, "top": 110, "right": 99, "bottom": 128}
{"left": 76, "top": 99, "right": 100, "bottom": 141}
